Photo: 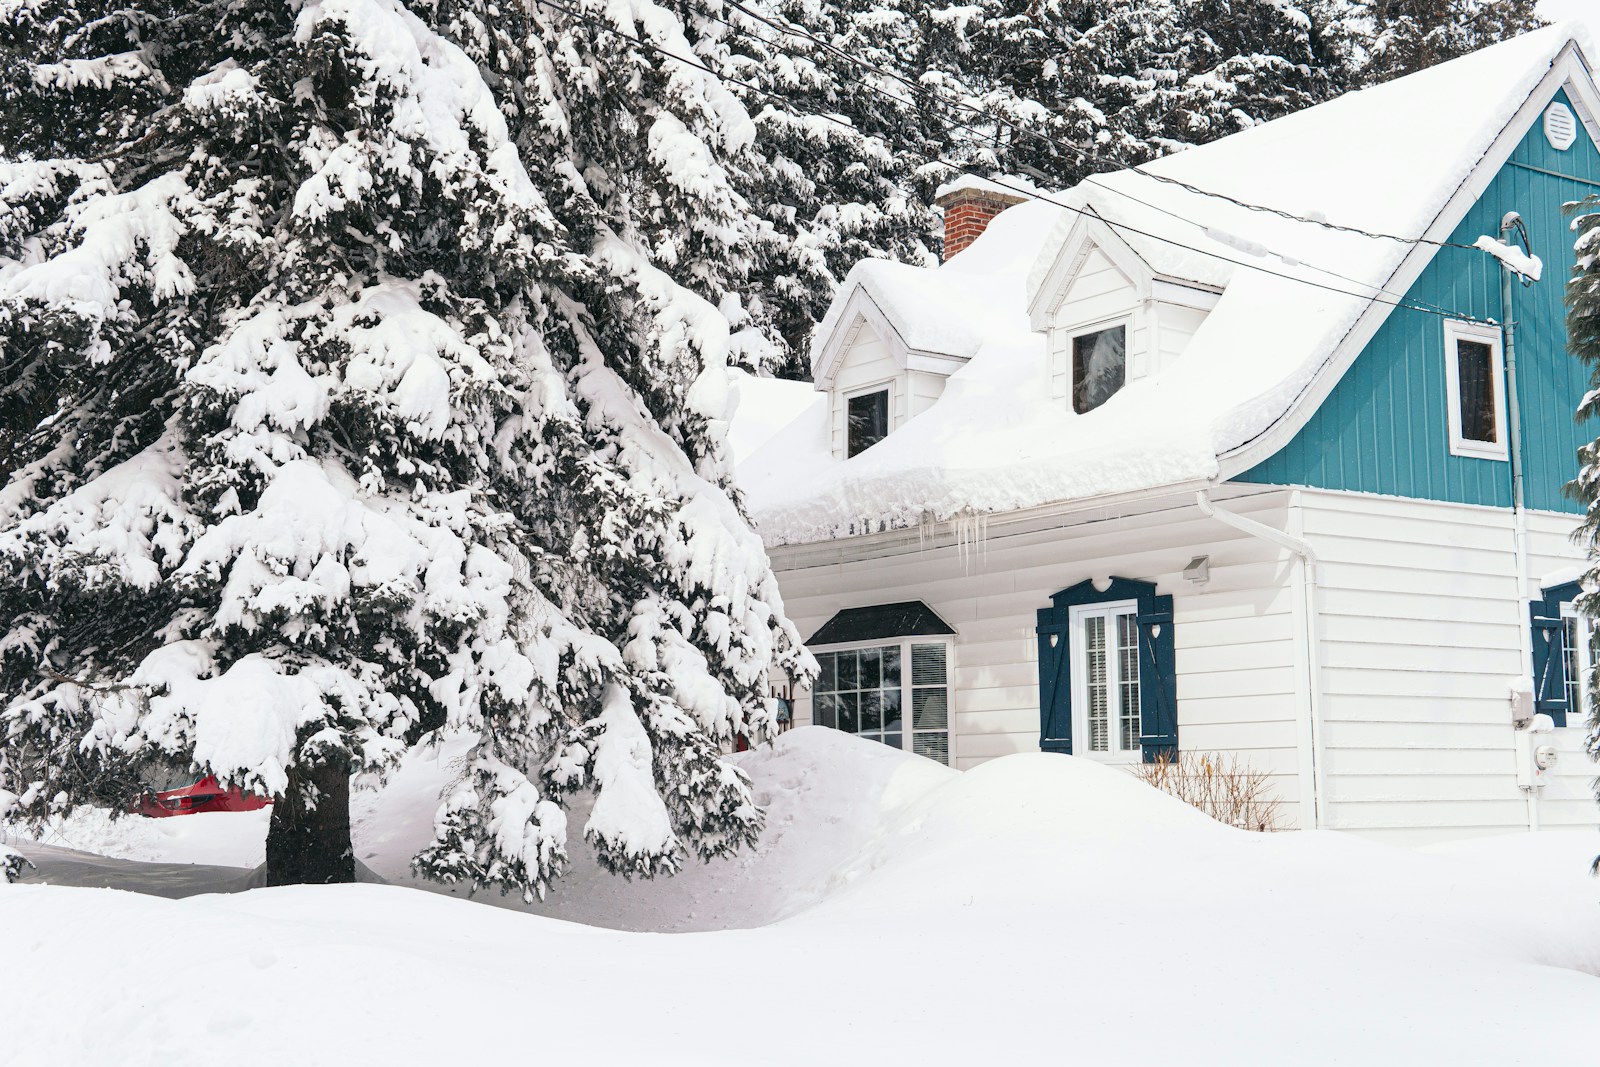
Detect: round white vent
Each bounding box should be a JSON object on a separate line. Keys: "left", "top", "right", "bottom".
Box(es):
{"left": 1545, "top": 102, "right": 1577, "bottom": 151}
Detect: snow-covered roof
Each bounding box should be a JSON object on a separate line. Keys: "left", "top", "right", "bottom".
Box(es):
{"left": 740, "top": 24, "right": 1598, "bottom": 548}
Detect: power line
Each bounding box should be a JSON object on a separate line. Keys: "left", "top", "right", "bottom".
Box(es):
{"left": 718, "top": 0, "right": 1485, "bottom": 254}
{"left": 526, "top": 0, "right": 1494, "bottom": 324}
{"left": 708, "top": 0, "right": 1475, "bottom": 323}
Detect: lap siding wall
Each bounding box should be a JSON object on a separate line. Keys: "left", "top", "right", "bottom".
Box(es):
{"left": 769, "top": 487, "right": 1308, "bottom": 822}
{"left": 1300, "top": 489, "right": 1598, "bottom": 842}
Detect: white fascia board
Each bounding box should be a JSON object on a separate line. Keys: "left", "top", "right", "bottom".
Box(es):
{"left": 1216, "top": 44, "right": 1598, "bottom": 481}
{"left": 1152, "top": 277, "right": 1224, "bottom": 311}
{"left": 905, "top": 351, "right": 970, "bottom": 375}
{"left": 1027, "top": 211, "right": 1156, "bottom": 332}
{"left": 811, "top": 286, "right": 914, "bottom": 390}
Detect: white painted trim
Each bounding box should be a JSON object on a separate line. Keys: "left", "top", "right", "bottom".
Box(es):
{"left": 1442, "top": 318, "right": 1510, "bottom": 461}
{"left": 811, "top": 287, "right": 976, "bottom": 390}
{"left": 1068, "top": 598, "right": 1144, "bottom": 763}
{"left": 1559, "top": 601, "right": 1590, "bottom": 716}
{"left": 1067, "top": 315, "right": 1133, "bottom": 414}
{"left": 842, "top": 378, "right": 894, "bottom": 458}
{"left": 1217, "top": 43, "right": 1600, "bottom": 480}
{"left": 1027, "top": 212, "right": 1157, "bottom": 332}
{"left": 808, "top": 636, "right": 956, "bottom": 766}
{"left": 1151, "top": 278, "right": 1224, "bottom": 311}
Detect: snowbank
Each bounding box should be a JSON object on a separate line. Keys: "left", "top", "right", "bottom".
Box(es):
{"left": 6, "top": 729, "right": 1600, "bottom": 1064}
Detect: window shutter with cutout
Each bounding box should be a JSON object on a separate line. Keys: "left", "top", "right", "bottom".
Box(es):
{"left": 1137, "top": 594, "right": 1178, "bottom": 762}
{"left": 1036, "top": 610, "right": 1072, "bottom": 753}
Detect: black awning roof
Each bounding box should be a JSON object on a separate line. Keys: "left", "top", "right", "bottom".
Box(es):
{"left": 805, "top": 601, "right": 956, "bottom": 646}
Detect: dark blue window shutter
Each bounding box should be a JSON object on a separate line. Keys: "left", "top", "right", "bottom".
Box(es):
{"left": 1529, "top": 583, "right": 1579, "bottom": 728}
{"left": 1036, "top": 610, "right": 1072, "bottom": 753}
{"left": 1138, "top": 595, "right": 1178, "bottom": 762}
{"left": 1037, "top": 577, "right": 1174, "bottom": 758}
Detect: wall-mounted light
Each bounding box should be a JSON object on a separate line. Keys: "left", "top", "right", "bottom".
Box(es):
{"left": 1183, "top": 555, "right": 1210, "bottom": 586}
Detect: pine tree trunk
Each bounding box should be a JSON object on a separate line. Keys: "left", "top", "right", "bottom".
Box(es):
{"left": 264, "top": 761, "right": 355, "bottom": 886}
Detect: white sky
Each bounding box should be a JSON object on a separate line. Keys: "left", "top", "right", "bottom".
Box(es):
{"left": 1539, "top": 0, "right": 1600, "bottom": 36}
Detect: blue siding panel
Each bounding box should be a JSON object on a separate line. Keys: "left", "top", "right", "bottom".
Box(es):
{"left": 1237, "top": 88, "right": 1600, "bottom": 513}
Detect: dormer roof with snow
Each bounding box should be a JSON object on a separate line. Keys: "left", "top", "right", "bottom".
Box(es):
{"left": 737, "top": 24, "right": 1600, "bottom": 548}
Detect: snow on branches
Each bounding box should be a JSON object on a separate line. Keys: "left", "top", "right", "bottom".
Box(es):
{"left": 0, "top": 0, "right": 809, "bottom": 896}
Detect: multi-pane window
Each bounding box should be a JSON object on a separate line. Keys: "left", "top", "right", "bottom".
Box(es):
{"left": 1443, "top": 321, "right": 1506, "bottom": 459}
{"left": 1561, "top": 604, "right": 1592, "bottom": 720}
{"left": 847, "top": 389, "right": 889, "bottom": 457}
{"left": 1073, "top": 602, "right": 1142, "bottom": 758}
{"left": 1072, "top": 323, "right": 1126, "bottom": 415}
{"left": 812, "top": 641, "right": 951, "bottom": 765}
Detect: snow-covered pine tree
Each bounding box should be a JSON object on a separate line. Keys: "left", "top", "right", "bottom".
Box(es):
{"left": 1348, "top": 0, "right": 1544, "bottom": 86}
{"left": 1563, "top": 197, "right": 1600, "bottom": 834}
{"left": 0, "top": 0, "right": 809, "bottom": 896}
{"left": 717, "top": 0, "right": 955, "bottom": 370}
{"left": 959, "top": 1, "right": 1354, "bottom": 188}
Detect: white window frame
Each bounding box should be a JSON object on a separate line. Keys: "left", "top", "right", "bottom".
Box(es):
{"left": 842, "top": 379, "right": 895, "bottom": 458}
{"left": 806, "top": 636, "right": 955, "bottom": 764}
{"left": 1068, "top": 315, "right": 1132, "bottom": 416}
{"left": 1560, "top": 601, "right": 1592, "bottom": 726}
{"left": 1068, "top": 599, "right": 1143, "bottom": 763}
{"left": 1442, "top": 319, "right": 1508, "bottom": 461}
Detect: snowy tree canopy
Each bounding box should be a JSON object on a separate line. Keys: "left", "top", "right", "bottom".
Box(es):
{"left": 1346, "top": 1, "right": 1544, "bottom": 86}
{"left": 0, "top": 0, "right": 810, "bottom": 897}
{"left": 1563, "top": 196, "right": 1600, "bottom": 804}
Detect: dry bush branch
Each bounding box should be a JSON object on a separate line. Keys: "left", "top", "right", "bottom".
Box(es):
{"left": 1134, "top": 750, "right": 1285, "bottom": 831}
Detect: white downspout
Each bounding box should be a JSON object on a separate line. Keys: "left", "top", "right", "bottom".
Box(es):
{"left": 1197, "top": 489, "right": 1327, "bottom": 830}
{"left": 1500, "top": 211, "right": 1538, "bottom": 832}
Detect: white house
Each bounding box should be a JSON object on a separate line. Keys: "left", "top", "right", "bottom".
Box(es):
{"left": 732, "top": 25, "right": 1600, "bottom": 843}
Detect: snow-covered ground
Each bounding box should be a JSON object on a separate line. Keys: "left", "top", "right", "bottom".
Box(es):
{"left": 5, "top": 728, "right": 1600, "bottom": 1064}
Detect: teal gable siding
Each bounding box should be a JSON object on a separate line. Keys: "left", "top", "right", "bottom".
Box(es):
{"left": 1236, "top": 88, "right": 1600, "bottom": 513}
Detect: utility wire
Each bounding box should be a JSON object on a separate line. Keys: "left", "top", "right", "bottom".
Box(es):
{"left": 717, "top": 0, "right": 1487, "bottom": 254}
{"left": 703, "top": 0, "right": 1476, "bottom": 322}
{"left": 527, "top": 0, "right": 1495, "bottom": 324}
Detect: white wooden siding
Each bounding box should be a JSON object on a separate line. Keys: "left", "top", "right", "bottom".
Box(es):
{"left": 827, "top": 326, "right": 905, "bottom": 459}
{"left": 769, "top": 487, "right": 1308, "bottom": 823}
{"left": 1045, "top": 246, "right": 1213, "bottom": 402}
{"left": 1297, "top": 489, "right": 1598, "bottom": 843}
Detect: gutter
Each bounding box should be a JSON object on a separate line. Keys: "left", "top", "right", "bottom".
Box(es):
{"left": 1196, "top": 488, "right": 1327, "bottom": 830}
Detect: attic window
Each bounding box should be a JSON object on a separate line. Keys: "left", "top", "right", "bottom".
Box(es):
{"left": 1072, "top": 323, "right": 1127, "bottom": 414}
{"left": 847, "top": 388, "right": 889, "bottom": 457}
{"left": 1443, "top": 319, "right": 1507, "bottom": 461}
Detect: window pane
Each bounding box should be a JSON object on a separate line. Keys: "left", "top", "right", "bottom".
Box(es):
{"left": 912, "top": 688, "right": 948, "bottom": 731}
{"left": 860, "top": 689, "right": 882, "bottom": 732}
{"left": 883, "top": 731, "right": 903, "bottom": 752}
{"left": 836, "top": 650, "right": 858, "bottom": 691}
{"left": 1118, "top": 612, "right": 1141, "bottom": 752}
{"left": 913, "top": 733, "right": 949, "bottom": 765}
{"left": 1085, "top": 615, "right": 1109, "bottom": 752}
{"left": 814, "top": 693, "right": 837, "bottom": 730}
{"left": 882, "top": 688, "right": 903, "bottom": 733}
{"left": 1456, "top": 339, "right": 1496, "bottom": 443}
{"left": 1564, "top": 617, "right": 1582, "bottom": 710}
{"left": 815, "top": 653, "right": 836, "bottom": 694}
{"left": 1072, "top": 325, "right": 1127, "bottom": 415}
{"left": 912, "top": 644, "right": 947, "bottom": 687}
{"left": 882, "top": 646, "right": 901, "bottom": 688}
{"left": 859, "top": 647, "right": 881, "bottom": 690}
{"left": 847, "top": 390, "right": 889, "bottom": 457}
{"left": 837, "top": 691, "right": 859, "bottom": 734}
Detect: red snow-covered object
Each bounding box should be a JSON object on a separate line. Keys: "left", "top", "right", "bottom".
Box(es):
{"left": 133, "top": 776, "right": 272, "bottom": 818}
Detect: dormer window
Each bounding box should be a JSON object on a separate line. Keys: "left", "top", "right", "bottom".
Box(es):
{"left": 1072, "top": 322, "right": 1127, "bottom": 414}
{"left": 847, "top": 388, "right": 889, "bottom": 457}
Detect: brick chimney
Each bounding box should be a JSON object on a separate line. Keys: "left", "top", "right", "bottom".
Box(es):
{"left": 935, "top": 176, "right": 1029, "bottom": 260}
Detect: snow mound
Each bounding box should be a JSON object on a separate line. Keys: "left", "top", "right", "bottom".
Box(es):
{"left": 6, "top": 731, "right": 1600, "bottom": 1064}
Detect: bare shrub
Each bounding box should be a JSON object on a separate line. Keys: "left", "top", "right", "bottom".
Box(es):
{"left": 1133, "top": 751, "right": 1285, "bottom": 831}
